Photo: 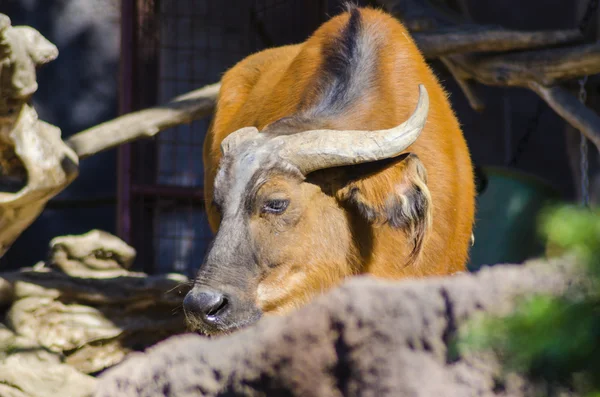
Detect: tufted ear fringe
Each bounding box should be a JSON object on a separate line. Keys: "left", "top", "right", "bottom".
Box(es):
{"left": 338, "top": 153, "right": 432, "bottom": 266}
{"left": 388, "top": 154, "right": 432, "bottom": 265}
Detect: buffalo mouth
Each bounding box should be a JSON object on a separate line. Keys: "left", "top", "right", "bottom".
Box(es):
{"left": 185, "top": 312, "right": 262, "bottom": 337}
{"left": 183, "top": 288, "right": 263, "bottom": 337}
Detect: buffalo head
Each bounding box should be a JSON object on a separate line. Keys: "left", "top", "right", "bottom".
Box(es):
{"left": 183, "top": 85, "right": 430, "bottom": 335}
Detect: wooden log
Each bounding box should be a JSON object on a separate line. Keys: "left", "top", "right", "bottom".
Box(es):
{"left": 66, "top": 83, "right": 220, "bottom": 160}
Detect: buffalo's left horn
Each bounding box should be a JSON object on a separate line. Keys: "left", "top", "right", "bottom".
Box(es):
{"left": 220, "top": 126, "right": 261, "bottom": 155}
{"left": 279, "top": 84, "right": 429, "bottom": 175}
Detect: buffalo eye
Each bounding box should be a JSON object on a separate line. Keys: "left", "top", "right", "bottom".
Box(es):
{"left": 262, "top": 199, "right": 289, "bottom": 215}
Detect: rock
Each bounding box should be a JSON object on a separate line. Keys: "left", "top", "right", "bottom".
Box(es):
{"left": 3, "top": 268, "right": 190, "bottom": 374}
{"left": 1, "top": 230, "right": 191, "bottom": 374}
{"left": 48, "top": 229, "right": 137, "bottom": 278}
{"left": 0, "top": 323, "right": 96, "bottom": 397}
{"left": 0, "top": 323, "right": 60, "bottom": 365}
{"left": 0, "top": 356, "right": 96, "bottom": 397}
{"left": 8, "top": 296, "right": 125, "bottom": 353}
{"left": 0, "top": 15, "right": 58, "bottom": 100}
{"left": 94, "top": 257, "right": 584, "bottom": 397}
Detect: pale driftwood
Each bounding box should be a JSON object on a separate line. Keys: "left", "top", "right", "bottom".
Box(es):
{"left": 3, "top": 268, "right": 190, "bottom": 373}
{"left": 2, "top": 267, "right": 189, "bottom": 306}
{"left": 0, "top": 230, "right": 191, "bottom": 374}
{"left": 0, "top": 17, "right": 58, "bottom": 101}
{"left": 0, "top": 15, "right": 80, "bottom": 261}
{"left": 49, "top": 229, "right": 137, "bottom": 278}
{"left": 0, "top": 324, "right": 97, "bottom": 397}
{"left": 0, "top": 13, "right": 220, "bottom": 260}
{"left": 66, "top": 83, "right": 220, "bottom": 159}
{"left": 0, "top": 108, "right": 79, "bottom": 261}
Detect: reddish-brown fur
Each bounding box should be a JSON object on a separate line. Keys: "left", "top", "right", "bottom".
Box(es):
{"left": 203, "top": 7, "right": 475, "bottom": 314}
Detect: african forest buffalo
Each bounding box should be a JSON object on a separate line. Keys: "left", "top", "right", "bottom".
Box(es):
{"left": 183, "top": 5, "right": 476, "bottom": 335}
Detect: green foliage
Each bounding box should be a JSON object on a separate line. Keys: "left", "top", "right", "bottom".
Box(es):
{"left": 541, "top": 206, "right": 600, "bottom": 271}
{"left": 457, "top": 205, "right": 600, "bottom": 395}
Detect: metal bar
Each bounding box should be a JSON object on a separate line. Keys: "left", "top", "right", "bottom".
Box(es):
{"left": 134, "top": 0, "right": 161, "bottom": 274}
{"left": 131, "top": 184, "right": 205, "bottom": 203}
{"left": 46, "top": 196, "right": 117, "bottom": 209}
{"left": 117, "top": 0, "right": 136, "bottom": 245}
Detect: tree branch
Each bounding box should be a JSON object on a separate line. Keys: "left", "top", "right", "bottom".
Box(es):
{"left": 65, "top": 83, "right": 220, "bottom": 160}
{"left": 65, "top": 2, "right": 596, "bottom": 162}
{"left": 376, "top": 0, "right": 600, "bottom": 162}
{"left": 440, "top": 56, "right": 485, "bottom": 111}
{"left": 443, "top": 43, "right": 600, "bottom": 88}
{"left": 528, "top": 82, "right": 600, "bottom": 153}
{"left": 415, "top": 27, "right": 582, "bottom": 58}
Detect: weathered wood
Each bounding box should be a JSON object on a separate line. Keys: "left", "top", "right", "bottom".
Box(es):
{"left": 0, "top": 323, "right": 96, "bottom": 397}
{"left": 0, "top": 13, "right": 220, "bottom": 261}
{"left": 444, "top": 43, "right": 600, "bottom": 87}
{"left": 377, "top": 0, "right": 600, "bottom": 151}
{"left": 49, "top": 229, "right": 137, "bottom": 278}
{"left": 0, "top": 15, "right": 80, "bottom": 260}
{"left": 66, "top": 83, "right": 220, "bottom": 159}
{"left": 2, "top": 267, "right": 191, "bottom": 374}
{"left": 0, "top": 230, "right": 192, "bottom": 374}
{"left": 415, "top": 27, "right": 583, "bottom": 58}
{"left": 440, "top": 57, "right": 485, "bottom": 111}
{"left": 2, "top": 268, "right": 190, "bottom": 305}
{"left": 529, "top": 82, "right": 600, "bottom": 153}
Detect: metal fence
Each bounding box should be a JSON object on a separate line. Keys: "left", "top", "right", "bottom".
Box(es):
{"left": 118, "top": 0, "right": 353, "bottom": 275}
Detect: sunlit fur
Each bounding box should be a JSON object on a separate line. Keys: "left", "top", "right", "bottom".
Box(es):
{"left": 202, "top": 6, "right": 475, "bottom": 316}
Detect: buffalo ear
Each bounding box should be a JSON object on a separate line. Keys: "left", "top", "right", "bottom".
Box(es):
{"left": 337, "top": 153, "right": 432, "bottom": 263}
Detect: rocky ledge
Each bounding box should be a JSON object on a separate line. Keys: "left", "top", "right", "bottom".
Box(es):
{"left": 94, "top": 257, "right": 582, "bottom": 397}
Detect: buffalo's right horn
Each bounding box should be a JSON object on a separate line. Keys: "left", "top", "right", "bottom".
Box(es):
{"left": 279, "top": 84, "right": 429, "bottom": 175}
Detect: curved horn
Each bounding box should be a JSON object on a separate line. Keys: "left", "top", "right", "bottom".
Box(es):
{"left": 279, "top": 84, "right": 429, "bottom": 175}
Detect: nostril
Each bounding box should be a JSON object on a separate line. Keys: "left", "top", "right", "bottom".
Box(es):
{"left": 206, "top": 296, "right": 228, "bottom": 317}
{"left": 183, "top": 289, "right": 230, "bottom": 323}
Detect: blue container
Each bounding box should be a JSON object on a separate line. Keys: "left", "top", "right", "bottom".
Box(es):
{"left": 467, "top": 166, "right": 561, "bottom": 271}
